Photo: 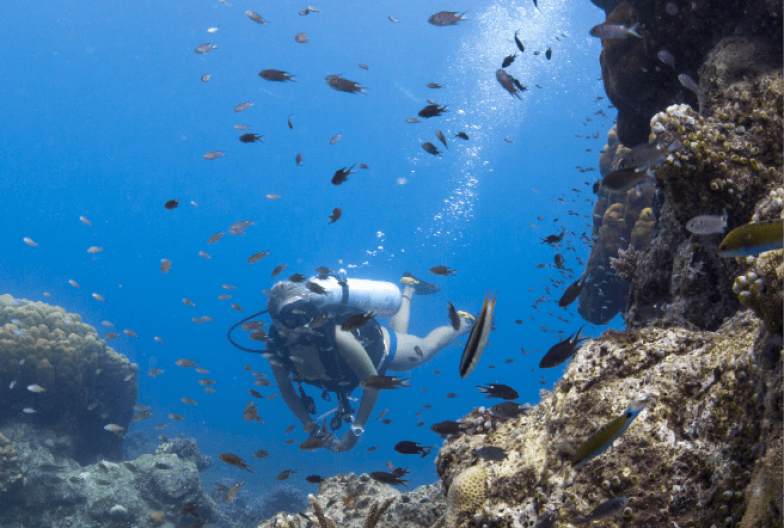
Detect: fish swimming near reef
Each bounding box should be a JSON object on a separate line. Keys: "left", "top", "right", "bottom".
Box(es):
{"left": 428, "top": 11, "right": 467, "bottom": 26}
{"left": 718, "top": 218, "right": 783, "bottom": 257}
{"left": 558, "top": 274, "right": 589, "bottom": 308}
{"left": 421, "top": 142, "right": 441, "bottom": 157}
{"left": 259, "top": 69, "right": 295, "bottom": 82}
{"left": 489, "top": 401, "right": 530, "bottom": 419}
{"left": 502, "top": 53, "right": 518, "bottom": 68}
{"left": 476, "top": 446, "right": 507, "bottom": 461}
{"left": 418, "top": 104, "right": 448, "bottom": 118}
{"left": 429, "top": 420, "right": 465, "bottom": 437}
{"left": 370, "top": 471, "right": 409, "bottom": 487}
{"left": 616, "top": 140, "right": 681, "bottom": 172}
{"left": 594, "top": 168, "right": 653, "bottom": 193}
{"left": 459, "top": 290, "right": 496, "bottom": 378}
{"left": 539, "top": 325, "right": 588, "bottom": 368}
{"left": 572, "top": 399, "right": 648, "bottom": 468}
{"left": 575, "top": 497, "right": 628, "bottom": 522}
{"left": 476, "top": 383, "right": 518, "bottom": 400}
{"left": 686, "top": 211, "right": 727, "bottom": 235}
{"left": 219, "top": 453, "right": 253, "bottom": 472}
{"left": 394, "top": 441, "right": 433, "bottom": 457}
{"left": 589, "top": 22, "right": 641, "bottom": 39}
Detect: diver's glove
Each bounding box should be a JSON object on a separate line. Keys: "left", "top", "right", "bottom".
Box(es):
{"left": 456, "top": 310, "right": 476, "bottom": 329}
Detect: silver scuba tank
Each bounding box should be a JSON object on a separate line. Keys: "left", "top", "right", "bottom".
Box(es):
{"left": 306, "top": 276, "right": 401, "bottom": 317}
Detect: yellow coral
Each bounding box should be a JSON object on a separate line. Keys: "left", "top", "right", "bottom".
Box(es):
{"left": 631, "top": 208, "right": 655, "bottom": 250}
{"left": 446, "top": 465, "right": 487, "bottom": 528}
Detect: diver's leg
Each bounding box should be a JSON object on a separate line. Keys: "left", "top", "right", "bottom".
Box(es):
{"left": 389, "top": 285, "right": 414, "bottom": 335}
{"left": 334, "top": 327, "right": 378, "bottom": 380}
{"left": 388, "top": 319, "right": 473, "bottom": 371}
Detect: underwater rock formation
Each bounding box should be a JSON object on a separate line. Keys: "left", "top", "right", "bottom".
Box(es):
{"left": 156, "top": 433, "right": 214, "bottom": 472}
{"left": 0, "top": 422, "right": 222, "bottom": 527}
{"left": 433, "top": 311, "right": 782, "bottom": 527}
{"left": 596, "top": 0, "right": 782, "bottom": 147}
{"left": 257, "top": 473, "right": 446, "bottom": 528}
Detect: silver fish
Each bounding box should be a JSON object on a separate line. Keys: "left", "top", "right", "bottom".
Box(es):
{"left": 234, "top": 102, "right": 254, "bottom": 112}
{"left": 245, "top": 10, "right": 267, "bottom": 24}
{"left": 435, "top": 129, "right": 447, "bottom": 149}
{"left": 195, "top": 43, "right": 217, "bottom": 54}
{"left": 686, "top": 211, "right": 727, "bottom": 235}
{"left": 203, "top": 151, "right": 225, "bottom": 160}
{"left": 616, "top": 139, "right": 681, "bottom": 171}
{"left": 657, "top": 49, "right": 675, "bottom": 69}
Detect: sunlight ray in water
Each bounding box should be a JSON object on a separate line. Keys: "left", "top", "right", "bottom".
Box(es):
{"left": 421, "top": 0, "right": 570, "bottom": 243}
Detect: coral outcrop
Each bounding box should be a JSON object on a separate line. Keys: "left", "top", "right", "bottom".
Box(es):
{"left": 433, "top": 311, "right": 782, "bottom": 527}
{"left": 256, "top": 473, "right": 446, "bottom": 528}
{"left": 0, "top": 295, "right": 137, "bottom": 462}
{"left": 0, "top": 433, "right": 22, "bottom": 500}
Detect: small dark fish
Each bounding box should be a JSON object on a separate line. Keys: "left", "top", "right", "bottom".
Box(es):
{"left": 155, "top": 463, "right": 173, "bottom": 470}
{"left": 501, "top": 53, "right": 518, "bottom": 68}
{"left": 219, "top": 453, "right": 253, "bottom": 472}
{"left": 429, "top": 420, "right": 465, "bottom": 437}
{"left": 541, "top": 229, "right": 565, "bottom": 244}
{"left": 245, "top": 10, "right": 268, "bottom": 24}
{"left": 341, "top": 311, "right": 376, "bottom": 331}
{"left": 252, "top": 449, "right": 269, "bottom": 458}
{"left": 295, "top": 153, "right": 303, "bottom": 166}
{"left": 277, "top": 469, "right": 296, "bottom": 481}
{"left": 359, "top": 375, "right": 411, "bottom": 390}
{"left": 305, "top": 475, "right": 325, "bottom": 484}
{"left": 289, "top": 273, "right": 307, "bottom": 283}
{"left": 164, "top": 199, "right": 179, "bottom": 210}
{"left": 248, "top": 250, "right": 270, "bottom": 264}
{"left": 239, "top": 133, "right": 263, "bottom": 143}
{"left": 357, "top": 163, "right": 369, "bottom": 169}
{"left": 271, "top": 263, "right": 288, "bottom": 277}
{"left": 558, "top": 274, "right": 589, "bottom": 308}
{"left": 476, "top": 383, "right": 519, "bottom": 400}
{"left": 394, "top": 441, "right": 433, "bottom": 458}
{"left": 288, "top": 115, "right": 294, "bottom": 129}
{"left": 259, "top": 69, "right": 295, "bottom": 82}
{"left": 514, "top": 30, "right": 525, "bottom": 52}
{"left": 447, "top": 302, "right": 460, "bottom": 330}
{"left": 476, "top": 446, "right": 507, "bottom": 461}
{"left": 369, "top": 471, "right": 408, "bottom": 487}
{"left": 331, "top": 165, "right": 356, "bottom": 185}
{"left": 418, "top": 104, "right": 448, "bottom": 118}
{"left": 359, "top": 63, "right": 369, "bottom": 70}
{"left": 428, "top": 11, "right": 467, "bottom": 26}
{"left": 305, "top": 282, "right": 328, "bottom": 295}
{"left": 430, "top": 265, "right": 455, "bottom": 275}
{"left": 249, "top": 389, "right": 263, "bottom": 399}
{"left": 123, "top": 462, "right": 138, "bottom": 472}
{"left": 455, "top": 132, "right": 469, "bottom": 140}
{"left": 427, "top": 82, "right": 443, "bottom": 88}
{"left": 435, "top": 129, "right": 448, "bottom": 149}
{"left": 325, "top": 74, "right": 366, "bottom": 94}
{"left": 554, "top": 253, "right": 565, "bottom": 269}
{"left": 576, "top": 497, "right": 629, "bottom": 522}
{"left": 496, "top": 69, "right": 522, "bottom": 99}
{"left": 488, "top": 401, "right": 529, "bottom": 419}
{"left": 512, "top": 78, "right": 527, "bottom": 92}
{"left": 545, "top": 47, "right": 552, "bottom": 60}
{"left": 180, "top": 503, "right": 199, "bottom": 515}
{"left": 539, "top": 326, "right": 587, "bottom": 369}
{"left": 421, "top": 142, "right": 441, "bottom": 157}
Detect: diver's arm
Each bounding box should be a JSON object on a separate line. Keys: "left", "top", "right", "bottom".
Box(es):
{"left": 333, "top": 387, "right": 380, "bottom": 453}
{"left": 271, "top": 364, "right": 312, "bottom": 427}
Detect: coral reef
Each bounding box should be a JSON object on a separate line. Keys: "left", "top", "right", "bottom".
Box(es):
{"left": 596, "top": 0, "right": 782, "bottom": 147}
{"left": 0, "top": 295, "right": 137, "bottom": 462}
{"left": 433, "top": 311, "right": 782, "bottom": 527}
{"left": 156, "top": 433, "right": 214, "bottom": 472}
{"left": 445, "top": 466, "right": 486, "bottom": 528}
{"left": 0, "top": 433, "right": 22, "bottom": 500}
{"left": 257, "top": 473, "right": 446, "bottom": 528}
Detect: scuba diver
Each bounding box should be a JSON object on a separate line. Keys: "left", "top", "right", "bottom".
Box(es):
{"left": 259, "top": 272, "right": 475, "bottom": 453}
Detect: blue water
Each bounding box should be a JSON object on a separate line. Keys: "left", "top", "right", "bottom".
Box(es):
{"left": 1, "top": 0, "right": 619, "bottom": 491}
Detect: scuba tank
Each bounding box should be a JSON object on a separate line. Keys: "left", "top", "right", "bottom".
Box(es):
{"left": 305, "top": 276, "right": 401, "bottom": 317}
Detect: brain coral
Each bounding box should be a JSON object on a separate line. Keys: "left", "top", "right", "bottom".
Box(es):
{"left": 0, "top": 295, "right": 137, "bottom": 462}
{"left": 446, "top": 465, "right": 487, "bottom": 528}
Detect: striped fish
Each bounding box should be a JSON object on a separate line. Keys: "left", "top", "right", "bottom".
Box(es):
{"left": 573, "top": 399, "right": 647, "bottom": 468}
{"left": 458, "top": 290, "right": 497, "bottom": 378}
